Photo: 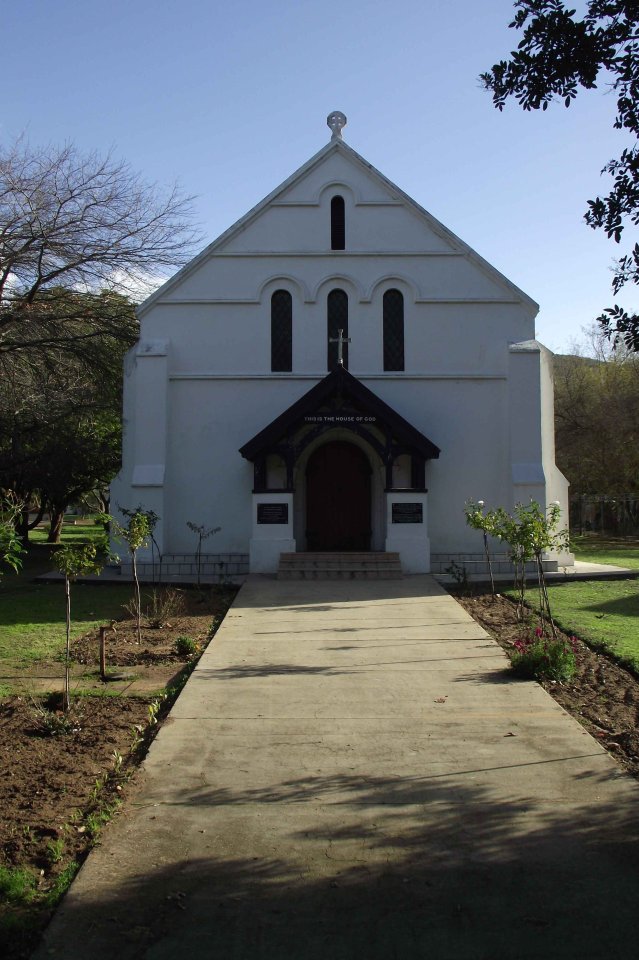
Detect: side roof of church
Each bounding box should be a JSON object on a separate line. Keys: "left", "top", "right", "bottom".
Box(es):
{"left": 137, "top": 136, "right": 538, "bottom": 318}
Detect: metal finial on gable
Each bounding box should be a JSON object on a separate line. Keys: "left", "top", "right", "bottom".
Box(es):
{"left": 327, "top": 111, "right": 347, "bottom": 141}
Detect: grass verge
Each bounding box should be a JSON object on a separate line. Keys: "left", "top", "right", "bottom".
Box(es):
{"left": 29, "top": 518, "right": 107, "bottom": 547}
{"left": 0, "top": 578, "right": 135, "bottom": 663}
{"left": 570, "top": 535, "right": 639, "bottom": 570}
{"left": 513, "top": 578, "right": 639, "bottom": 673}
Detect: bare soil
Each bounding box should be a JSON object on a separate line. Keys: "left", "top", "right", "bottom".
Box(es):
{"left": 0, "top": 585, "right": 237, "bottom": 959}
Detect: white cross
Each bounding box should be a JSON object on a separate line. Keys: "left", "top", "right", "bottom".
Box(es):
{"left": 329, "top": 328, "right": 351, "bottom": 365}
{"left": 327, "top": 110, "right": 347, "bottom": 140}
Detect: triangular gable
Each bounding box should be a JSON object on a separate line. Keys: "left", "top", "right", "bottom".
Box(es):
{"left": 239, "top": 366, "right": 441, "bottom": 462}
{"left": 138, "top": 138, "right": 538, "bottom": 317}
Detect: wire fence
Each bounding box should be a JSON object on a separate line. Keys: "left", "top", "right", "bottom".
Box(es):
{"left": 570, "top": 496, "right": 639, "bottom": 536}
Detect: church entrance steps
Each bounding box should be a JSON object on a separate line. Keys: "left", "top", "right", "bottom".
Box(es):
{"left": 430, "top": 553, "right": 559, "bottom": 576}
{"left": 277, "top": 551, "right": 403, "bottom": 580}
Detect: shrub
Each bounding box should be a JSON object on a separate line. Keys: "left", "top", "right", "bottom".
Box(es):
{"left": 175, "top": 635, "right": 197, "bottom": 657}
{"left": 30, "top": 701, "right": 76, "bottom": 737}
{"left": 145, "top": 588, "right": 184, "bottom": 628}
{"left": 511, "top": 629, "right": 577, "bottom": 682}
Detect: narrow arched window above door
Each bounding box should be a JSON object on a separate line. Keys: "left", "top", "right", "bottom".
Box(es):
{"left": 271, "top": 290, "right": 292, "bottom": 372}
{"left": 327, "top": 289, "right": 348, "bottom": 371}
{"left": 383, "top": 288, "right": 404, "bottom": 372}
{"left": 331, "top": 196, "right": 345, "bottom": 250}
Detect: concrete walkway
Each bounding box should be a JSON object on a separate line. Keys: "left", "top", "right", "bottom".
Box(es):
{"left": 36, "top": 576, "right": 639, "bottom": 959}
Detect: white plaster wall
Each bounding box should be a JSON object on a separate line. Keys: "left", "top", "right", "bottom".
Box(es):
{"left": 367, "top": 377, "right": 512, "bottom": 552}
{"left": 132, "top": 374, "right": 515, "bottom": 557}
{"left": 140, "top": 301, "right": 533, "bottom": 377}
{"left": 114, "top": 139, "right": 560, "bottom": 562}
{"left": 277, "top": 151, "right": 393, "bottom": 203}
{"left": 158, "top": 254, "right": 524, "bottom": 306}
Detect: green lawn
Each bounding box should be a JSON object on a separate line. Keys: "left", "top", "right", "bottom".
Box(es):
{"left": 1, "top": 521, "right": 132, "bottom": 664}
{"left": 29, "top": 517, "right": 107, "bottom": 546}
{"left": 0, "top": 577, "right": 134, "bottom": 663}
{"left": 535, "top": 578, "right": 639, "bottom": 673}
{"left": 570, "top": 535, "right": 639, "bottom": 570}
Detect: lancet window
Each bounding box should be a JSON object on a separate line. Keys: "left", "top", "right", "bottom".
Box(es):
{"left": 331, "top": 196, "right": 345, "bottom": 250}
{"left": 271, "top": 290, "right": 292, "bottom": 372}
{"left": 327, "top": 289, "right": 349, "bottom": 371}
{"left": 383, "top": 288, "right": 405, "bottom": 371}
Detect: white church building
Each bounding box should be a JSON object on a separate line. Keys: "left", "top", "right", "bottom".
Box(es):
{"left": 110, "top": 112, "right": 570, "bottom": 578}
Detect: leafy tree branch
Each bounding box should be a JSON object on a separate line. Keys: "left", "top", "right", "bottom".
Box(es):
{"left": 481, "top": 1, "right": 639, "bottom": 350}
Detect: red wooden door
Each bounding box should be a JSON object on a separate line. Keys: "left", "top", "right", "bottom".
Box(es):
{"left": 306, "top": 441, "right": 372, "bottom": 551}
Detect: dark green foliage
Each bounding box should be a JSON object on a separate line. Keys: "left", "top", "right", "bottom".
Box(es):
{"left": 511, "top": 630, "right": 577, "bottom": 681}
{"left": 482, "top": 1, "right": 639, "bottom": 350}
{"left": 0, "top": 289, "right": 134, "bottom": 541}
{"left": 175, "top": 635, "right": 198, "bottom": 657}
{"left": 553, "top": 350, "right": 639, "bottom": 498}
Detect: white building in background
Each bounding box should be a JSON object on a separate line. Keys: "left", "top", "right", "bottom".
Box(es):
{"left": 110, "top": 112, "right": 570, "bottom": 577}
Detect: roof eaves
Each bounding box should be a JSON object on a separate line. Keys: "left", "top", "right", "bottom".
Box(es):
{"left": 239, "top": 366, "right": 441, "bottom": 462}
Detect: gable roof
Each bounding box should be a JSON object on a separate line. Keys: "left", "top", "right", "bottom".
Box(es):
{"left": 239, "top": 365, "right": 441, "bottom": 462}
{"left": 138, "top": 137, "right": 538, "bottom": 318}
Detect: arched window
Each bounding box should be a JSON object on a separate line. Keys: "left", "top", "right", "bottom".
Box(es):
{"left": 331, "top": 196, "right": 345, "bottom": 250}
{"left": 327, "top": 289, "right": 349, "bottom": 371}
{"left": 271, "top": 290, "right": 292, "bottom": 372}
{"left": 383, "top": 288, "right": 404, "bottom": 371}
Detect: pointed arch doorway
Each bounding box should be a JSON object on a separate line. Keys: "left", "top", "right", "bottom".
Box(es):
{"left": 306, "top": 441, "right": 372, "bottom": 551}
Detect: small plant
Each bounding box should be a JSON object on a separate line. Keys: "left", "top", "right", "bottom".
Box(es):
{"left": 46, "top": 837, "right": 65, "bottom": 865}
{"left": 463, "top": 499, "right": 569, "bottom": 635}
{"left": 44, "top": 861, "right": 79, "bottom": 906}
{"left": 511, "top": 628, "right": 578, "bottom": 682}
{"left": 175, "top": 635, "right": 198, "bottom": 657}
{"left": 88, "top": 776, "right": 106, "bottom": 804}
{"left": 445, "top": 560, "right": 469, "bottom": 592}
{"left": 30, "top": 700, "right": 76, "bottom": 736}
{"left": 465, "top": 499, "right": 497, "bottom": 595}
{"left": 145, "top": 587, "right": 184, "bottom": 628}
{"left": 21, "top": 825, "right": 35, "bottom": 845}
{"left": 52, "top": 542, "right": 105, "bottom": 711}
{"left": 0, "top": 494, "right": 25, "bottom": 581}
{"left": 147, "top": 697, "right": 164, "bottom": 726}
{"left": 85, "top": 802, "right": 120, "bottom": 842}
{"left": 186, "top": 521, "right": 221, "bottom": 587}
{"left": 0, "top": 865, "right": 37, "bottom": 903}
{"left": 110, "top": 506, "right": 154, "bottom": 643}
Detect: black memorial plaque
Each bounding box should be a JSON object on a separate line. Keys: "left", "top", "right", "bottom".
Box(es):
{"left": 257, "top": 503, "right": 288, "bottom": 525}
{"left": 392, "top": 502, "right": 423, "bottom": 524}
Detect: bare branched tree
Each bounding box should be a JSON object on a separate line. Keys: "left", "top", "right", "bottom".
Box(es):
{"left": 0, "top": 137, "right": 199, "bottom": 362}
{"left": 0, "top": 138, "right": 198, "bottom": 535}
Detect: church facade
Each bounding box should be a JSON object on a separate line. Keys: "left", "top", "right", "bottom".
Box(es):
{"left": 110, "top": 113, "right": 570, "bottom": 576}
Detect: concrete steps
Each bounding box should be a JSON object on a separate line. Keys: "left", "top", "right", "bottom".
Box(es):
{"left": 278, "top": 552, "right": 403, "bottom": 580}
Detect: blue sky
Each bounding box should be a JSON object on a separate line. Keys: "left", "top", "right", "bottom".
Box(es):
{"left": 4, "top": 0, "right": 634, "bottom": 353}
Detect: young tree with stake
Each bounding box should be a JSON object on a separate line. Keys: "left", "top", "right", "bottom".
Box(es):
{"left": 52, "top": 544, "right": 105, "bottom": 712}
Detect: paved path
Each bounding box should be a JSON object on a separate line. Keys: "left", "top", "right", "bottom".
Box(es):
{"left": 36, "top": 576, "right": 639, "bottom": 959}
